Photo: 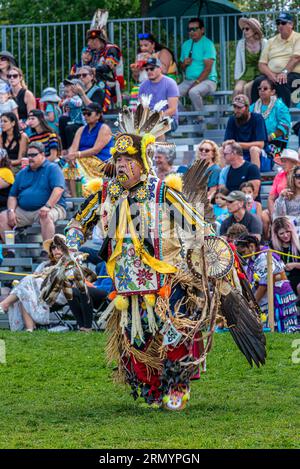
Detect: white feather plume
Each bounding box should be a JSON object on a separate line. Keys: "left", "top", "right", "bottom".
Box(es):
{"left": 90, "top": 9, "right": 109, "bottom": 30}
{"left": 153, "top": 100, "right": 168, "bottom": 112}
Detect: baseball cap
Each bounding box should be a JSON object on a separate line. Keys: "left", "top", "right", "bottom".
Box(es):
{"left": 82, "top": 102, "right": 102, "bottom": 113}
{"left": 224, "top": 191, "right": 247, "bottom": 203}
{"left": 63, "top": 78, "right": 83, "bottom": 87}
{"left": 143, "top": 57, "right": 162, "bottom": 68}
{"left": 232, "top": 94, "right": 250, "bottom": 108}
{"left": 276, "top": 12, "right": 294, "bottom": 23}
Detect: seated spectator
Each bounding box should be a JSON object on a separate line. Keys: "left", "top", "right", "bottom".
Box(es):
{"left": 27, "top": 110, "right": 61, "bottom": 163}
{"left": 131, "top": 33, "right": 177, "bottom": 83}
{"left": 224, "top": 94, "right": 268, "bottom": 169}
{"left": 251, "top": 12, "right": 300, "bottom": 108}
{"left": 234, "top": 18, "right": 267, "bottom": 100}
{"left": 8, "top": 66, "right": 36, "bottom": 130}
{"left": 71, "top": 66, "right": 105, "bottom": 108}
{"left": 64, "top": 103, "right": 113, "bottom": 196}
{"left": 274, "top": 165, "right": 300, "bottom": 236}
{"left": 40, "top": 87, "right": 62, "bottom": 134}
{"left": 220, "top": 190, "right": 263, "bottom": 240}
{"left": 0, "top": 82, "right": 18, "bottom": 117}
{"left": 0, "top": 51, "right": 17, "bottom": 84}
{"left": 240, "top": 181, "right": 263, "bottom": 219}
{"left": 154, "top": 146, "right": 178, "bottom": 180}
{"left": 0, "top": 112, "right": 28, "bottom": 173}
{"left": 212, "top": 188, "right": 229, "bottom": 234}
{"left": 235, "top": 233, "right": 300, "bottom": 332}
{"left": 262, "top": 149, "right": 300, "bottom": 239}
{"left": 271, "top": 216, "right": 300, "bottom": 296}
{"left": 219, "top": 140, "right": 261, "bottom": 200}
{"left": 250, "top": 78, "right": 291, "bottom": 154}
{"left": 196, "top": 139, "right": 221, "bottom": 199}
{"left": 179, "top": 17, "right": 217, "bottom": 114}
{"left": 0, "top": 142, "right": 66, "bottom": 243}
{"left": 68, "top": 284, "right": 107, "bottom": 333}
{"left": 226, "top": 223, "right": 249, "bottom": 244}
{"left": 0, "top": 148, "right": 14, "bottom": 212}
{"left": 69, "top": 47, "right": 93, "bottom": 77}
{"left": 139, "top": 57, "right": 179, "bottom": 132}
{"left": 0, "top": 235, "right": 68, "bottom": 330}
{"left": 58, "top": 78, "right": 84, "bottom": 150}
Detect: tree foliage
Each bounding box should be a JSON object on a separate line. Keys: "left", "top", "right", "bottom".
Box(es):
{"left": 233, "top": 0, "right": 299, "bottom": 12}
{"left": 0, "top": 0, "right": 142, "bottom": 25}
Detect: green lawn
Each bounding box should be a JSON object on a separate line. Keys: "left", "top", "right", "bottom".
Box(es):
{"left": 0, "top": 330, "right": 299, "bottom": 449}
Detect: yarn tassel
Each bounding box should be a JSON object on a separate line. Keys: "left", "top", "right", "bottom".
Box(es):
{"left": 144, "top": 294, "right": 158, "bottom": 335}
{"left": 131, "top": 295, "right": 144, "bottom": 344}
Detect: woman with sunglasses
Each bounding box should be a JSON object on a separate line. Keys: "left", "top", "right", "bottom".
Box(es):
{"left": 0, "top": 112, "right": 28, "bottom": 173}
{"left": 195, "top": 139, "right": 221, "bottom": 199}
{"left": 64, "top": 102, "right": 112, "bottom": 196}
{"left": 8, "top": 66, "right": 36, "bottom": 130}
{"left": 70, "top": 66, "right": 104, "bottom": 109}
{"left": 250, "top": 78, "right": 290, "bottom": 154}
{"left": 0, "top": 51, "right": 17, "bottom": 84}
{"left": 274, "top": 166, "right": 300, "bottom": 236}
{"left": 234, "top": 18, "right": 267, "bottom": 100}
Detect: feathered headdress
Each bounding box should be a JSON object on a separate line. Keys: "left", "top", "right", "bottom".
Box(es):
{"left": 86, "top": 9, "right": 108, "bottom": 42}
{"left": 111, "top": 94, "right": 174, "bottom": 173}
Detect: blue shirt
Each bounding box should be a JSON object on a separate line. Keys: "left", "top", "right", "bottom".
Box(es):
{"left": 139, "top": 75, "right": 179, "bottom": 123}
{"left": 180, "top": 37, "right": 217, "bottom": 82}
{"left": 9, "top": 159, "right": 66, "bottom": 211}
{"left": 79, "top": 122, "right": 113, "bottom": 162}
{"left": 224, "top": 112, "right": 268, "bottom": 159}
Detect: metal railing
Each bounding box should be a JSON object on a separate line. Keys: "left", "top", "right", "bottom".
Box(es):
{"left": 0, "top": 17, "right": 177, "bottom": 96}
{"left": 1, "top": 10, "right": 300, "bottom": 97}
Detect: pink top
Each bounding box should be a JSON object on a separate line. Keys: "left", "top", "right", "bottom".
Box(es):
{"left": 269, "top": 171, "right": 288, "bottom": 198}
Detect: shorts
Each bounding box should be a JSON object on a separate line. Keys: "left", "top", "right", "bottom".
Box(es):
{"left": 15, "top": 205, "right": 66, "bottom": 227}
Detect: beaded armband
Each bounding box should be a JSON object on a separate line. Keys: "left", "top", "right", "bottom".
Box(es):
{"left": 66, "top": 227, "right": 85, "bottom": 250}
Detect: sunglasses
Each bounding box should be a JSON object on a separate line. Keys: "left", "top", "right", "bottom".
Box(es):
{"left": 82, "top": 110, "right": 92, "bottom": 116}
{"left": 145, "top": 67, "right": 155, "bottom": 72}
{"left": 199, "top": 148, "right": 212, "bottom": 153}
{"left": 258, "top": 86, "right": 271, "bottom": 91}
{"left": 27, "top": 152, "right": 40, "bottom": 158}
{"left": 242, "top": 27, "right": 250, "bottom": 31}
{"left": 138, "top": 33, "right": 151, "bottom": 39}
{"left": 293, "top": 174, "right": 300, "bottom": 179}
{"left": 188, "top": 27, "right": 199, "bottom": 32}
{"left": 77, "top": 73, "right": 89, "bottom": 78}
{"left": 276, "top": 21, "right": 288, "bottom": 25}
{"left": 7, "top": 73, "right": 19, "bottom": 79}
{"left": 0, "top": 57, "right": 9, "bottom": 62}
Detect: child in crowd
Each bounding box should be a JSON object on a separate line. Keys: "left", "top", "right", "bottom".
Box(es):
{"left": 240, "top": 182, "right": 262, "bottom": 219}
{"left": 0, "top": 83, "right": 18, "bottom": 119}
{"left": 59, "top": 79, "right": 84, "bottom": 150}
{"left": 212, "top": 188, "right": 229, "bottom": 233}
{"left": 40, "top": 87, "right": 62, "bottom": 134}
{"left": 69, "top": 47, "right": 93, "bottom": 77}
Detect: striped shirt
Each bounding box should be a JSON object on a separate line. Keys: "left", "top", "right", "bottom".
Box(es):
{"left": 29, "top": 131, "right": 59, "bottom": 158}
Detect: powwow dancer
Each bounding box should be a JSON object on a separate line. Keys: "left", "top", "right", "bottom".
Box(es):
{"left": 65, "top": 97, "right": 266, "bottom": 410}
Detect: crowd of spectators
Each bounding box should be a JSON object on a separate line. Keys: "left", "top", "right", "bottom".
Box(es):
{"left": 0, "top": 10, "right": 300, "bottom": 333}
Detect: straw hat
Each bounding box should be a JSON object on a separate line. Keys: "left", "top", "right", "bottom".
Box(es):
{"left": 274, "top": 149, "right": 300, "bottom": 166}
{"left": 238, "top": 17, "right": 263, "bottom": 39}
{"left": 43, "top": 234, "right": 66, "bottom": 254}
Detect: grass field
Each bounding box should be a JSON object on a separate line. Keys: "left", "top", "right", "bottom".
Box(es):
{"left": 0, "top": 330, "right": 299, "bottom": 449}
